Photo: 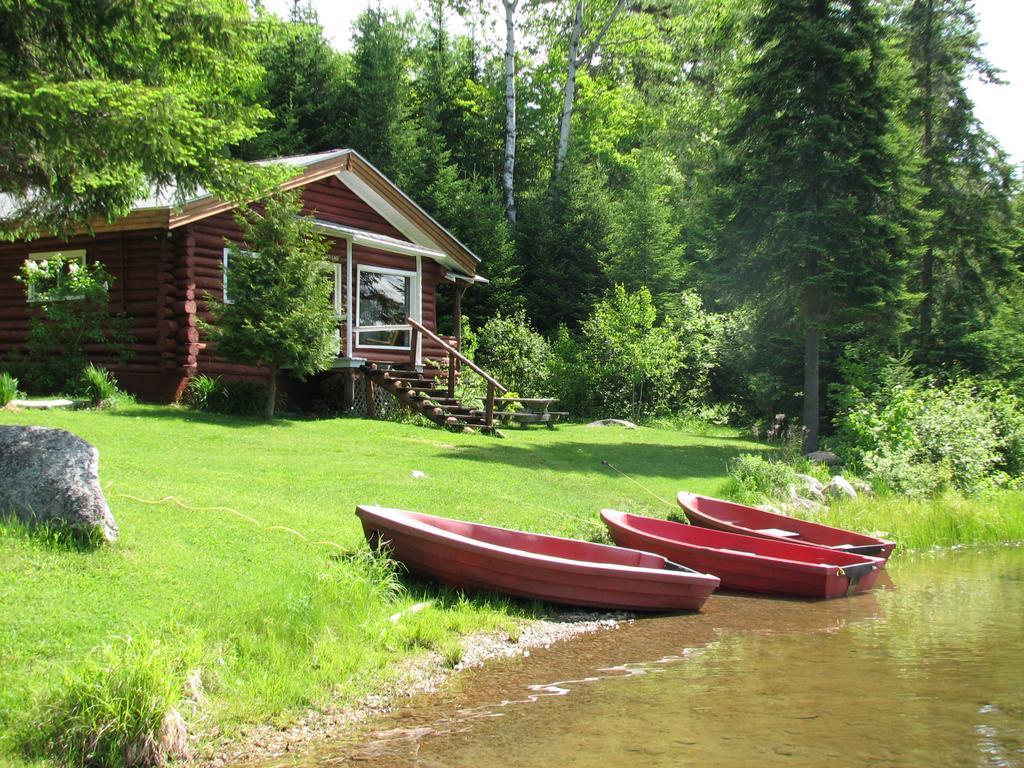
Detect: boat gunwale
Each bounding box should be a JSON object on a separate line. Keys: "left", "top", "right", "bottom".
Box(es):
{"left": 600, "top": 509, "right": 884, "bottom": 573}
{"left": 356, "top": 505, "right": 720, "bottom": 587}
{"left": 677, "top": 492, "right": 895, "bottom": 552}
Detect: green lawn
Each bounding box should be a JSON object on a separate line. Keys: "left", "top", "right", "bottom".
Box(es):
{"left": 0, "top": 405, "right": 765, "bottom": 764}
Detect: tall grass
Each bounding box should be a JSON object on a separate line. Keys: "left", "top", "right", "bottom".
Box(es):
{"left": 792, "top": 492, "right": 1024, "bottom": 552}
{"left": 0, "top": 370, "right": 19, "bottom": 406}
{"left": 21, "top": 633, "right": 201, "bottom": 768}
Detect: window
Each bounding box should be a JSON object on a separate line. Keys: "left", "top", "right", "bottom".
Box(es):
{"left": 25, "top": 249, "right": 87, "bottom": 302}
{"left": 356, "top": 265, "right": 414, "bottom": 349}
{"left": 320, "top": 261, "right": 343, "bottom": 355}
{"left": 222, "top": 246, "right": 256, "bottom": 304}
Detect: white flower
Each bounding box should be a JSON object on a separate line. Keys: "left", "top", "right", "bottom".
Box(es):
{"left": 38, "top": 260, "right": 48, "bottom": 270}
{"left": 24, "top": 260, "right": 39, "bottom": 273}
{"left": 66, "top": 261, "right": 79, "bottom": 275}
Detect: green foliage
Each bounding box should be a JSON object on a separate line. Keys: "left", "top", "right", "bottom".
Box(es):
{"left": 0, "top": 371, "right": 18, "bottom": 406}
{"left": 475, "top": 311, "right": 553, "bottom": 396}
{"left": 14, "top": 254, "right": 133, "bottom": 393}
{"left": 205, "top": 191, "right": 337, "bottom": 419}
{"left": 179, "top": 375, "right": 269, "bottom": 418}
{"left": 22, "top": 634, "right": 199, "bottom": 768}
{"left": 0, "top": 0, "right": 276, "bottom": 239}
{"left": 551, "top": 285, "right": 722, "bottom": 421}
{"left": 80, "top": 364, "right": 125, "bottom": 407}
{"left": 832, "top": 367, "right": 1024, "bottom": 496}
{"left": 237, "top": 7, "right": 349, "bottom": 160}
{"left": 725, "top": 453, "right": 798, "bottom": 505}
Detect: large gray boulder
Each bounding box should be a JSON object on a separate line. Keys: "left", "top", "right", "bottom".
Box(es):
{"left": 0, "top": 426, "right": 118, "bottom": 542}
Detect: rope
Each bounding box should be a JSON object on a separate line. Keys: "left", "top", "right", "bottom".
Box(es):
{"left": 112, "top": 493, "right": 343, "bottom": 552}
{"left": 600, "top": 460, "right": 677, "bottom": 509}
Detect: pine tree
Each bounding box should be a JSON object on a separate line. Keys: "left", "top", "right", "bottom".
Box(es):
{"left": 206, "top": 192, "right": 338, "bottom": 419}
{"left": 713, "top": 0, "right": 923, "bottom": 451}
{"left": 894, "top": 0, "right": 1019, "bottom": 367}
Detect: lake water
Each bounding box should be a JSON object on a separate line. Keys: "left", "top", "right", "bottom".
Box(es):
{"left": 248, "top": 547, "right": 1024, "bottom": 767}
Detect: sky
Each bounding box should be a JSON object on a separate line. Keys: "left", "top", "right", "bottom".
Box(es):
{"left": 265, "top": 0, "right": 1024, "bottom": 167}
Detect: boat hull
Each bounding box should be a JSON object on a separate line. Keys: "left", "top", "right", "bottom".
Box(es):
{"left": 678, "top": 493, "right": 895, "bottom": 562}
{"left": 356, "top": 505, "right": 720, "bottom": 612}
{"left": 601, "top": 510, "right": 883, "bottom": 599}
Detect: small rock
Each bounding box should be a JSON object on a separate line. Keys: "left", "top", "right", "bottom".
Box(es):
{"left": 756, "top": 503, "right": 784, "bottom": 515}
{"left": 0, "top": 425, "right": 118, "bottom": 542}
{"left": 586, "top": 419, "right": 638, "bottom": 429}
{"left": 794, "top": 473, "right": 824, "bottom": 494}
{"left": 805, "top": 450, "right": 839, "bottom": 465}
{"left": 850, "top": 477, "right": 874, "bottom": 496}
{"left": 410, "top": 470, "right": 429, "bottom": 479}
{"left": 824, "top": 475, "right": 857, "bottom": 499}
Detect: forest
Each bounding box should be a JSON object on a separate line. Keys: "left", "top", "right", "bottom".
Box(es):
{"left": 3, "top": 0, "right": 1022, "bottom": 490}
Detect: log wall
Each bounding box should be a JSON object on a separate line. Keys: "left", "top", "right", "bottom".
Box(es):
{"left": 0, "top": 230, "right": 173, "bottom": 400}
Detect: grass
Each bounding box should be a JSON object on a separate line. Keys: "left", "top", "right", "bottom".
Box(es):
{"left": 0, "top": 404, "right": 764, "bottom": 765}
{"left": 800, "top": 492, "right": 1024, "bottom": 552}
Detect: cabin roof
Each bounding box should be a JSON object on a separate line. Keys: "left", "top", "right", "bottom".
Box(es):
{"left": 5, "top": 149, "right": 480, "bottom": 274}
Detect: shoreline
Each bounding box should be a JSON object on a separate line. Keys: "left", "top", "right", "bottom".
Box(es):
{"left": 197, "top": 610, "right": 632, "bottom": 767}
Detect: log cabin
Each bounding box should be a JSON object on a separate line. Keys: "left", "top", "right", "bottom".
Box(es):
{"left": 0, "top": 150, "right": 489, "bottom": 419}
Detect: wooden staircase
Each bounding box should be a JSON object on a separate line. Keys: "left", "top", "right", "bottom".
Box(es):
{"left": 360, "top": 363, "right": 495, "bottom": 433}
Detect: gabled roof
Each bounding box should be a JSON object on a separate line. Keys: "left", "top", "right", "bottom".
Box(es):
{"left": 18, "top": 149, "right": 481, "bottom": 274}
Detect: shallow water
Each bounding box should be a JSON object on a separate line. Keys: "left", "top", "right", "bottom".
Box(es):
{"left": 246, "top": 547, "right": 1024, "bottom": 768}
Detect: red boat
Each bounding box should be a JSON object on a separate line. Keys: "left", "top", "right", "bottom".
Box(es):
{"left": 678, "top": 492, "right": 895, "bottom": 561}
{"left": 601, "top": 509, "right": 883, "bottom": 598}
{"left": 355, "top": 505, "right": 720, "bottom": 612}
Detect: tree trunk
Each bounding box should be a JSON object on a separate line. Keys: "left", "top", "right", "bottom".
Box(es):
{"left": 551, "top": 0, "right": 626, "bottom": 188}
{"left": 553, "top": 1, "right": 584, "bottom": 185}
{"left": 919, "top": 0, "right": 936, "bottom": 342}
{"left": 265, "top": 363, "right": 278, "bottom": 420}
{"left": 801, "top": 324, "right": 821, "bottom": 454}
{"left": 502, "top": 0, "right": 518, "bottom": 227}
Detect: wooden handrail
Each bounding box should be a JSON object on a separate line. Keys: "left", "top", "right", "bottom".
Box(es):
{"left": 406, "top": 316, "right": 507, "bottom": 393}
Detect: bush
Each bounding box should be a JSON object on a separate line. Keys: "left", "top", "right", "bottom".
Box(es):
{"left": 23, "top": 635, "right": 196, "bottom": 768}
{"left": 80, "top": 364, "right": 123, "bottom": 406}
{"left": 14, "top": 254, "right": 133, "bottom": 393}
{"left": 725, "top": 453, "right": 798, "bottom": 504}
{"left": 0, "top": 371, "right": 18, "bottom": 406}
{"left": 474, "top": 311, "right": 553, "bottom": 396}
{"left": 179, "top": 375, "right": 271, "bottom": 417}
{"left": 832, "top": 365, "right": 1021, "bottom": 496}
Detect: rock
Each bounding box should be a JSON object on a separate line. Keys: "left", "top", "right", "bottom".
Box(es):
{"left": 805, "top": 450, "right": 839, "bottom": 465}
{"left": 850, "top": 477, "right": 874, "bottom": 496}
{"left": 794, "top": 473, "right": 824, "bottom": 492}
{"left": 0, "top": 425, "right": 118, "bottom": 542}
{"left": 586, "top": 419, "right": 638, "bottom": 429}
{"left": 8, "top": 398, "right": 77, "bottom": 410}
{"left": 756, "top": 503, "right": 785, "bottom": 515}
{"left": 824, "top": 475, "right": 858, "bottom": 499}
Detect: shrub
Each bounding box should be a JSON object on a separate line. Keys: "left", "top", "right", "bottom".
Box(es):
{"left": 180, "top": 375, "right": 271, "bottom": 417}
{"left": 725, "top": 453, "right": 798, "bottom": 504}
{"left": 474, "top": 311, "right": 553, "bottom": 396}
{"left": 832, "top": 365, "right": 1020, "bottom": 496}
{"left": 0, "top": 370, "right": 18, "bottom": 406}
{"left": 80, "top": 364, "right": 122, "bottom": 406}
{"left": 23, "top": 635, "right": 195, "bottom": 768}
{"left": 15, "top": 254, "right": 133, "bottom": 393}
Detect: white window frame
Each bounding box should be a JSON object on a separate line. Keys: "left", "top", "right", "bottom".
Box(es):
{"left": 222, "top": 246, "right": 257, "bottom": 304}
{"left": 355, "top": 264, "right": 418, "bottom": 351}
{"left": 319, "top": 261, "right": 344, "bottom": 355}
{"left": 26, "top": 249, "right": 87, "bottom": 303}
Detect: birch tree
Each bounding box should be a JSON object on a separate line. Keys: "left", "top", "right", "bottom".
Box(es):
{"left": 551, "top": 0, "right": 627, "bottom": 185}
{"left": 502, "top": 0, "right": 519, "bottom": 226}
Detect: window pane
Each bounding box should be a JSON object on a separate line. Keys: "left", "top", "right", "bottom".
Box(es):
{"left": 359, "top": 329, "right": 411, "bottom": 347}
{"left": 359, "top": 271, "right": 410, "bottom": 327}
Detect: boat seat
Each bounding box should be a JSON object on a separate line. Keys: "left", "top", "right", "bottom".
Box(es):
{"left": 755, "top": 527, "right": 800, "bottom": 538}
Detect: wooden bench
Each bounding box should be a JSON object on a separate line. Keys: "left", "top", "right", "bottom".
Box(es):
{"left": 492, "top": 397, "right": 568, "bottom": 429}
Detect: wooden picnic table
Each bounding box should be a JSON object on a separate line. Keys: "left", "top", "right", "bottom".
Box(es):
{"left": 492, "top": 397, "right": 568, "bottom": 429}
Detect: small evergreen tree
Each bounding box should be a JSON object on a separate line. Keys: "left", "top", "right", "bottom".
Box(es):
{"left": 206, "top": 192, "right": 338, "bottom": 419}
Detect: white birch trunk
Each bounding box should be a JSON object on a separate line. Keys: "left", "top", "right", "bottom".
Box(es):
{"left": 502, "top": 0, "right": 519, "bottom": 227}
{"left": 552, "top": 0, "right": 626, "bottom": 186}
